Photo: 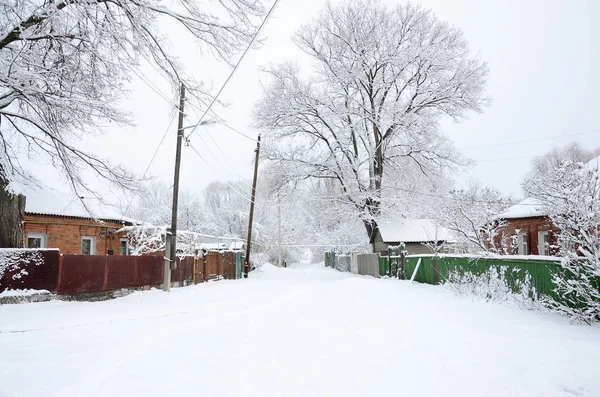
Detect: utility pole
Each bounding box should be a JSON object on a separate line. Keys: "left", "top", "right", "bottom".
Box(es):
{"left": 277, "top": 190, "right": 281, "bottom": 267}
{"left": 164, "top": 83, "right": 186, "bottom": 292}
{"left": 244, "top": 134, "right": 261, "bottom": 278}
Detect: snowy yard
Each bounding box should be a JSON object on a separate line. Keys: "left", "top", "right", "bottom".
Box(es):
{"left": 1, "top": 263, "right": 599, "bottom": 397}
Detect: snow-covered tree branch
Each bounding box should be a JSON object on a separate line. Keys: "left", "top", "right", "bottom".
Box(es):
{"left": 524, "top": 160, "right": 600, "bottom": 323}
{"left": 439, "top": 181, "right": 511, "bottom": 254}
{"left": 0, "top": 0, "right": 264, "bottom": 195}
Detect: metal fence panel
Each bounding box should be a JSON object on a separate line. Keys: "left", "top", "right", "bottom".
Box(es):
{"left": 405, "top": 255, "right": 562, "bottom": 299}
{"left": 0, "top": 249, "right": 60, "bottom": 293}
{"left": 356, "top": 254, "right": 379, "bottom": 276}
{"left": 335, "top": 255, "right": 351, "bottom": 272}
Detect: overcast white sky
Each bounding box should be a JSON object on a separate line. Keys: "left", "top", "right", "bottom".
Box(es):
{"left": 27, "top": 0, "right": 600, "bottom": 207}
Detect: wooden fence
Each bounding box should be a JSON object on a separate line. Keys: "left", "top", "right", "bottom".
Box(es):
{"left": 0, "top": 249, "right": 243, "bottom": 295}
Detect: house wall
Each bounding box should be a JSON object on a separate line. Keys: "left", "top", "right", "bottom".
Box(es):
{"left": 501, "top": 216, "right": 558, "bottom": 256}
{"left": 372, "top": 242, "right": 435, "bottom": 255}
{"left": 24, "top": 213, "right": 129, "bottom": 255}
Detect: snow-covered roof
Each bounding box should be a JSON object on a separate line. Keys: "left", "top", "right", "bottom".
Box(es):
{"left": 586, "top": 154, "right": 600, "bottom": 170}
{"left": 229, "top": 241, "right": 245, "bottom": 250}
{"left": 200, "top": 243, "right": 229, "bottom": 251}
{"left": 376, "top": 219, "right": 453, "bottom": 243}
{"left": 12, "top": 183, "right": 138, "bottom": 224}
{"left": 496, "top": 197, "right": 547, "bottom": 219}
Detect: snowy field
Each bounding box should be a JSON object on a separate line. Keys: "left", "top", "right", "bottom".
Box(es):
{"left": 1, "top": 263, "right": 599, "bottom": 397}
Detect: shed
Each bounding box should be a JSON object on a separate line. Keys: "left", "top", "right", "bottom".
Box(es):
{"left": 370, "top": 219, "right": 454, "bottom": 255}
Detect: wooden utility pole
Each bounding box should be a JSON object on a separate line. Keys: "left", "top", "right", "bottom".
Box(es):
{"left": 277, "top": 190, "right": 281, "bottom": 267}
{"left": 164, "top": 83, "right": 186, "bottom": 292}
{"left": 244, "top": 134, "right": 261, "bottom": 278}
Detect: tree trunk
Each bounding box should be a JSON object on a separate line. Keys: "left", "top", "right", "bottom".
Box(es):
{"left": 0, "top": 183, "right": 26, "bottom": 248}
{"left": 363, "top": 217, "right": 377, "bottom": 242}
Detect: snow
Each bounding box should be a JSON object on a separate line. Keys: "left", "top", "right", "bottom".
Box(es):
{"left": 377, "top": 218, "right": 454, "bottom": 242}
{"left": 10, "top": 182, "right": 138, "bottom": 223}
{"left": 496, "top": 197, "right": 547, "bottom": 219}
{"left": 586, "top": 154, "right": 600, "bottom": 170}
{"left": 0, "top": 263, "right": 599, "bottom": 397}
{"left": 0, "top": 289, "right": 50, "bottom": 298}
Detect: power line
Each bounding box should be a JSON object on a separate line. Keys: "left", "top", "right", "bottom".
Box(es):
{"left": 216, "top": 120, "right": 258, "bottom": 142}
{"left": 187, "top": 142, "right": 255, "bottom": 205}
{"left": 201, "top": 126, "right": 249, "bottom": 183}
{"left": 185, "top": 0, "right": 281, "bottom": 141}
{"left": 478, "top": 156, "right": 534, "bottom": 163}
{"left": 459, "top": 130, "right": 600, "bottom": 150}
{"left": 123, "top": 113, "right": 178, "bottom": 216}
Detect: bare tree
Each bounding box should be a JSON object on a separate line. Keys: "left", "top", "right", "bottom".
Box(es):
{"left": 253, "top": 0, "right": 488, "bottom": 237}
{"left": 531, "top": 142, "right": 600, "bottom": 177}
{"left": 128, "top": 181, "right": 202, "bottom": 231}
{"left": 0, "top": 0, "right": 264, "bottom": 197}
{"left": 440, "top": 181, "right": 511, "bottom": 254}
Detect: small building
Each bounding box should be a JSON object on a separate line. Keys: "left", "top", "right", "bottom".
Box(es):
{"left": 496, "top": 155, "right": 600, "bottom": 257}
{"left": 21, "top": 188, "right": 136, "bottom": 255}
{"left": 370, "top": 219, "right": 454, "bottom": 255}
{"left": 496, "top": 198, "right": 557, "bottom": 256}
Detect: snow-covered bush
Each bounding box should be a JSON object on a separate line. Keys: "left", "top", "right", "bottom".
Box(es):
{"left": 524, "top": 159, "right": 600, "bottom": 324}
{"left": 443, "top": 265, "right": 541, "bottom": 310}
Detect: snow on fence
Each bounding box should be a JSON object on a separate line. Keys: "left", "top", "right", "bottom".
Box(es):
{"left": 0, "top": 249, "right": 243, "bottom": 295}
{"left": 380, "top": 254, "right": 562, "bottom": 300}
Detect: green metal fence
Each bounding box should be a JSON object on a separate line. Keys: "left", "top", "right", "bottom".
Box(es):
{"left": 380, "top": 255, "right": 563, "bottom": 300}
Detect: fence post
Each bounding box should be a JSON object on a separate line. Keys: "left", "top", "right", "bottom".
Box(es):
{"left": 433, "top": 255, "right": 440, "bottom": 285}
{"left": 400, "top": 251, "right": 406, "bottom": 280}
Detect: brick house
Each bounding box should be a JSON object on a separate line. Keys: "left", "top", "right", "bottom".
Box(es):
{"left": 21, "top": 188, "right": 137, "bottom": 255}
{"left": 495, "top": 197, "right": 558, "bottom": 256}
{"left": 25, "top": 213, "right": 135, "bottom": 255}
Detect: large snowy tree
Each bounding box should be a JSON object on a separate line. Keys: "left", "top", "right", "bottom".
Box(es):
{"left": 524, "top": 159, "right": 600, "bottom": 323}
{"left": 0, "top": 0, "right": 263, "bottom": 194}
{"left": 253, "top": 0, "right": 488, "bottom": 237}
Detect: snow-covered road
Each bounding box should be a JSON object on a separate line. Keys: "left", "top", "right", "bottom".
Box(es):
{"left": 1, "top": 263, "right": 599, "bottom": 397}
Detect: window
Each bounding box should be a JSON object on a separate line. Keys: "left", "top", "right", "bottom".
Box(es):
{"left": 81, "top": 236, "right": 96, "bottom": 255}
{"left": 518, "top": 233, "right": 528, "bottom": 255}
{"left": 26, "top": 233, "right": 47, "bottom": 248}
{"left": 119, "top": 239, "right": 129, "bottom": 256}
{"left": 538, "top": 231, "right": 550, "bottom": 256}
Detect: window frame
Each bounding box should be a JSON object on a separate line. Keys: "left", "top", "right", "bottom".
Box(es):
{"left": 81, "top": 236, "right": 96, "bottom": 255}
{"left": 26, "top": 232, "right": 47, "bottom": 249}
{"left": 119, "top": 238, "right": 129, "bottom": 256}
{"left": 538, "top": 231, "right": 550, "bottom": 256}
{"left": 518, "top": 233, "right": 528, "bottom": 255}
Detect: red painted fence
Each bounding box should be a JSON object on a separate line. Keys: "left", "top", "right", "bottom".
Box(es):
{"left": 0, "top": 249, "right": 60, "bottom": 292}
{"left": 1, "top": 249, "right": 235, "bottom": 295}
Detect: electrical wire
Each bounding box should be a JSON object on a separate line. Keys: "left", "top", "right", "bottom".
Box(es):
{"left": 201, "top": 126, "right": 249, "bottom": 183}
{"left": 187, "top": 142, "right": 256, "bottom": 205}
{"left": 123, "top": 113, "right": 178, "bottom": 216}
{"left": 184, "top": 0, "right": 282, "bottom": 141}
{"left": 459, "top": 130, "right": 600, "bottom": 150}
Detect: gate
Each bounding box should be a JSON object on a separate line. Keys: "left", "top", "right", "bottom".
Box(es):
{"left": 236, "top": 252, "right": 243, "bottom": 279}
